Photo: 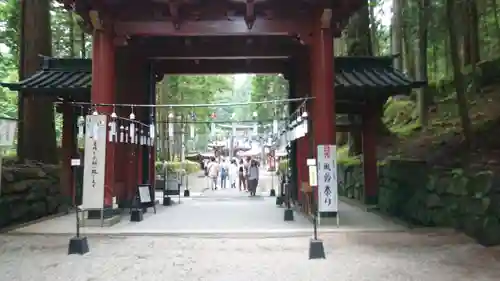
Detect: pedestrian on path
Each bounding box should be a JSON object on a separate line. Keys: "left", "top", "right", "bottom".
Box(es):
{"left": 248, "top": 160, "right": 259, "bottom": 196}
{"left": 238, "top": 159, "right": 247, "bottom": 191}
{"left": 229, "top": 159, "right": 238, "bottom": 188}
{"left": 220, "top": 158, "right": 229, "bottom": 189}
{"left": 207, "top": 157, "right": 219, "bottom": 190}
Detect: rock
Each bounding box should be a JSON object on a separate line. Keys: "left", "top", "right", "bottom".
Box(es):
{"left": 446, "top": 174, "right": 468, "bottom": 196}
{"left": 476, "top": 216, "right": 500, "bottom": 246}
{"left": 1, "top": 168, "right": 15, "bottom": 182}
{"left": 14, "top": 166, "right": 47, "bottom": 179}
{"left": 465, "top": 198, "right": 490, "bottom": 216}
{"left": 463, "top": 215, "right": 483, "bottom": 237}
{"left": 0, "top": 163, "right": 62, "bottom": 228}
{"left": 46, "top": 195, "right": 62, "bottom": 214}
{"left": 426, "top": 194, "right": 442, "bottom": 208}
{"left": 2, "top": 180, "right": 35, "bottom": 194}
{"left": 466, "top": 171, "right": 493, "bottom": 197}
{"left": 28, "top": 202, "right": 47, "bottom": 220}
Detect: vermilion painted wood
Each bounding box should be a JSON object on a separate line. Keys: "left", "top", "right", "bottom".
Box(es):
{"left": 152, "top": 58, "right": 288, "bottom": 74}
{"left": 91, "top": 30, "right": 116, "bottom": 207}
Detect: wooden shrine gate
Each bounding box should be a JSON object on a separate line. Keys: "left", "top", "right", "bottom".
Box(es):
{"left": 1, "top": 0, "right": 424, "bottom": 219}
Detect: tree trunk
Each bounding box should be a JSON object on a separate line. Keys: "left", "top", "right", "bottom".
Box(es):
{"left": 368, "top": 0, "right": 379, "bottom": 55}
{"left": 68, "top": 11, "right": 75, "bottom": 57}
{"left": 466, "top": 0, "right": 481, "bottom": 99}
{"left": 491, "top": 0, "right": 500, "bottom": 48}
{"left": 80, "top": 28, "right": 86, "bottom": 58}
{"left": 392, "top": 0, "right": 403, "bottom": 70}
{"left": 462, "top": 0, "right": 480, "bottom": 67}
{"left": 17, "top": 0, "right": 26, "bottom": 159}
{"left": 19, "top": 0, "right": 57, "bottom": 163}
{"left": 345, "top": 6, "right": 372, "bottom": 156}
{"left": 416, "top": 0, "right": 430, "bottom": 128}
{"left": 446, "top": 0, "right": 473, "bottom": 148}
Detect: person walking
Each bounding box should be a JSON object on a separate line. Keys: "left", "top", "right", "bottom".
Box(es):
{"left": 248, "top": 160, "right": 259, "bottom": 196}
{"left": 220, "top": 158, "right": 229, "bottom": 189}
{"left": 229, "top": 159, "right": 238, "bottom": 188}
{"left": 238, "top": 159, "right": 247, "bottom": 191}
{"left": 245, "top": 157, "right": 251, "bottom": 192}
{"left": 207, "top": 157, "right": 219, "bottom": 190}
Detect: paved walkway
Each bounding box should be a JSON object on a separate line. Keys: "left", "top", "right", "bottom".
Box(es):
{"left": 9, "top": 185, "right": 405, "bottom": 236}
{"left": 3, "top": 169, "right": 500, "bottom": 280}
{"left": 1, "top": 232, "right": 499, "bottom": 281}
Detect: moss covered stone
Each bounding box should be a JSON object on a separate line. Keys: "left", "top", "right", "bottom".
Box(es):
{"left": 339, "top": 158, "right": 500, "bottom": 246}
{"left": 0, "top": 164, "right": 64, "bottom": 229}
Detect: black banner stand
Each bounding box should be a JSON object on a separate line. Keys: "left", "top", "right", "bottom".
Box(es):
{"left": 308, "top": 186, "right": 325, "bottom": 259}
{"left": 183, "top": 174, "right": 190, "bottom": 197}
{"left": 68, "top": 158, "right": 89, "bottom": 255}
{"left": 276, "top": 173, "right": 284, "bottom": 206}
{"left": 269, "top": 170, "right": 276, "bottom": 197}
{"left": 162, "top": 168, "right": 172, "bottom": 206}
{"left": 283, "top": 180, "right": 294, "bottom": 221}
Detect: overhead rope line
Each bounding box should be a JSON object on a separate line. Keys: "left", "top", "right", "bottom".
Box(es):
{"left": 55, "top": 97, "right": 313, "bottom": 108}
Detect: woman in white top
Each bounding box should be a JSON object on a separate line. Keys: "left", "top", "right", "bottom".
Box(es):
{"left": 229, "top": 159, "right": 238, "bottom": 188}
{"left": 248, "top": 160, "right": 259, "bottom": 196}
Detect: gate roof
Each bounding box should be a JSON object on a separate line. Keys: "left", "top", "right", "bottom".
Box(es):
{"left": 1, "top": 56, "right": 425, "bottom": 113}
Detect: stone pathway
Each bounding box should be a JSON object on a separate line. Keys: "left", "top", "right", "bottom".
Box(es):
{"left": 3, "top": 168, "right": 500, "bottom": 280}
{"left": 9, "top": 186, "right": 404, "bottom": 235}
{"left": 1, "top": 232, "right": 499, "bottom": 281}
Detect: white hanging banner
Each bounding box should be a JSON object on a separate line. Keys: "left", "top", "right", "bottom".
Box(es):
{"left": 168, "top": 123, "right": 174, "bottom": 137}
{"left": 82, "top": 115, "right": 107, "bottom": 210}
{"left": 108, "top": 121, "right": 117, "bottom": 142}
{"left": 129, "top": 123, "right": 135, "bottom": 142}
{"left": 272, "top": 119, "right": 278, "bottom": 135}
{"left": 150, "top": 124, "right": 155, "bottom": 139}
{"left": 210, "top": 122, "right": 215, "bottom": 138}
{"left": 316, "top": 145, "right": 338, "bottom": 213}
{"left": 77, "top": 116, "right": 85, "bottom": 140}
{"left": 119, "top": 126, "right": 124, "bottom": 143}
{"left": 190, "top": 124, "right": 195, "bottom": 139}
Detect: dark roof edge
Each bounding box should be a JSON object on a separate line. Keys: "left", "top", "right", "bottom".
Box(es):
{"left": 39, "top": 55, "right": 91, "bottom": 71}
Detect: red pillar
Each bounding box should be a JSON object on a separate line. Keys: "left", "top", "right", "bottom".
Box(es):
{"left": 295, "top": 61, "right": 310, "bottom": 204}
{"left": 149, "top": 143, "right": 155, "bottom": 185}
{"left": 310, "top": 18, "right": 335, "bottom": 212}
{"left": 312, "top": 28, "right": 335, "bottom": 146}
{"left": 113, "top": 51, "right": 127, "bottom": 206}
{"left": 91, "top": 30, "right": 116, "bottom": 207}
{"left": 362, "top": 108, "right": 378, "bottom": 204}
{"left": 61, "top": 104, "right": 75, "bottom": 205}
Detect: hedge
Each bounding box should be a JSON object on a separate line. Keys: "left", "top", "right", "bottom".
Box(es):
{"left": 155, "top": 160, "right": 201, "bottom": 175}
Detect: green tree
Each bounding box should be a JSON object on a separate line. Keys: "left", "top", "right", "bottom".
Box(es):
{"left": 250, "top": 74, "right": 288, "bottom": 123}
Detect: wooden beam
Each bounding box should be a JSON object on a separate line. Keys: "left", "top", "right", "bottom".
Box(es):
{"left": 152, "top": 58, "right": 288, "bottom": 74}
{"left": 127, "top": 36, "right": 302, "bottom": 58}
{"left": 114, "top": 17, "right": 313, "bottom": 36}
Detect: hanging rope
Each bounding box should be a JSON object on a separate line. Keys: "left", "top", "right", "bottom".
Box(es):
{"left": 55, "top": 97, "right": 313, "bottom": 108}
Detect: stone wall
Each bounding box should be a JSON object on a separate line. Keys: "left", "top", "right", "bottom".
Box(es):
{"left": 339, "top": 159, "right": 500, "bottom": 246}
{"left": 0, "top": 163, "right": 66, "bottom": 228}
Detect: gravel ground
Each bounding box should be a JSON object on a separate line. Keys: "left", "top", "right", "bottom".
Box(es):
{"left": 1, "top": 232, "right": 499, "bottom": 281}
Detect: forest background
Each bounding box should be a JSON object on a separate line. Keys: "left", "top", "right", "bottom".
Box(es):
{"left": 1, "top": 0, "right": 499, "bottom": 171}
